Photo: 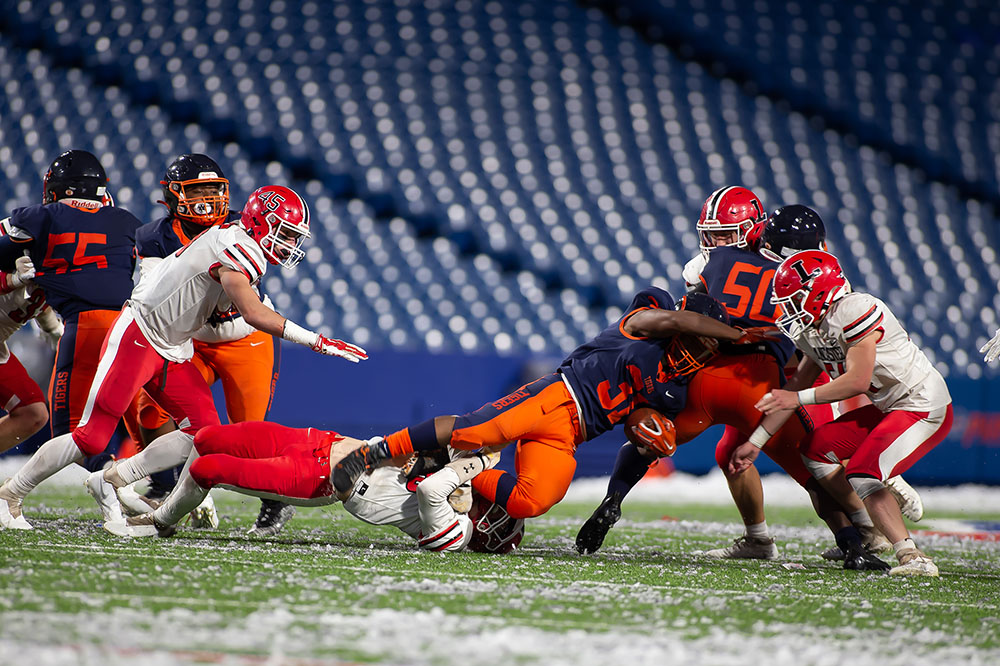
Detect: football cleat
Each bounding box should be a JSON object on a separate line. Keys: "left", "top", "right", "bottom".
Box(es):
{"left": 704, "top": 535, "right": 779, "bottom": 560}
{"left": 116, "top": 483, "right": 162, "bottom": 516}
{"left": 247, "top": 500, "right": 295, "bottom": 537}
{"left": 885, "top": 476, "right": 924, "bottom": 522}
{"left": 0, "top": 480, "right": 32, "bottom": 530}
{"left": 126, "top": 512, "right": 177, "bottom": 538}
{"left": 889, "top": 548, "right": 938, "bottom": 577}
{"left": 842, "top": 541, "right": 891, "bottom": 572}
{"left": 575, "top": 492, "right": 623, "bottom": 555}
{"left": 822, "top": 525, "right": 891, "bottom": 560}
{"left": 85, "top": 470, "right": 124, "bottom": 525}
{"left": 188, "top": 493, "right": 220, "bottom": 529}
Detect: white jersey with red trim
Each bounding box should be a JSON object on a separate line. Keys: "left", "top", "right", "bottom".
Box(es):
{"left": 0, "top": 286, "right": 47, "bottom": 364}
{"left": 128, "top": 224, "right": 267, "bottom": 362}
{"left": 343, "top": 459, "right": 473, "bottom": 553}
{"left": 793, "top": 292, "right": 951, "bottom": 412}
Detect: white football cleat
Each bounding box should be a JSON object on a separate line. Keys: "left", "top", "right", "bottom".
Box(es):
{"left": 885, "top": 476, "right": 923, "bottom": 522}
{"left": 116, "top": 483, "right": 162, "bottom": 516}
{"left": 85, "top": 470, "right": 124, "bottom": 525}
{"left": 126, "top": 512, "right": 176, "bottom": 538}
{"left": 889, "top": 548, "right": 939, "bottom": 577}
{"left": 704, "top": 535, "right": 779, "bottom": 560}
{"left": 0, "top": 480, "right": 32, "bottom": 530}
{"left": 188, "top": 493, "right": 219, "bottom": 529}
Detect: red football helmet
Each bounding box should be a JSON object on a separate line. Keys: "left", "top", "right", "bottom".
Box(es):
{"left": 240, "top": 185, "right": 311, "bottom": 268}
{"left": 697, "top": 186, "right": 767, "bottom": 253}
{"left": 771, "top": 250, "right": 849, "bottom": 338}
{"left": 466, "top": 494, "right": 524, "bottom": 554}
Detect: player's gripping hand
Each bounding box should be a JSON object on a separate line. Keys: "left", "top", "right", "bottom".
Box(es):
{"left": 10, "top": 255, "right": 35, "bottom": 288}
{"left": 733, "top": 326, "right": 783, "bottom": 345}
{"left": 312, "top": 335, "right": 368, "bottom": 363}
{"left": 980, "top": 327, "right": 1000, "bottom": 363}
{"left": 728, "top": 442, "right": 761, "bottom": 475}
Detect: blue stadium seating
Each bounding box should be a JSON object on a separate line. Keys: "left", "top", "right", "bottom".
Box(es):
{"left": 0, "top": 0, "right": 998, "bottom": 379}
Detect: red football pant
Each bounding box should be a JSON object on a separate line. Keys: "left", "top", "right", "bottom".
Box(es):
{"left": 0, "top": 351, "right": 45, "bottom": 413}
{"left": 190, "top": 421, "right": 339, "bottom": 499}
{"left": 801, "top": 403, "right": 954, "bottom": 480}
{"left": 72, "top": 307, "right": 221, "bottom": 456}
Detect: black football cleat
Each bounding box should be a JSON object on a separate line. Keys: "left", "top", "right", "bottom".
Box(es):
{"left": 843, "top": 541, "right": 891, "bottom": 572}
{"left": 575, "top": 491, "right": 623, "bottom": 555}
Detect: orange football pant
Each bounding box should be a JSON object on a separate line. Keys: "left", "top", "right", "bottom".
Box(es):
{"left": 672, "top": 353, "right": 814, "bottom": 486}
{"left": 386, "top": 374, "right": 584, "bottom": 519}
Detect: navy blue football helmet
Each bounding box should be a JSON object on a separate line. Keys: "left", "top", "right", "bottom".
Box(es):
{"left": 759, "top": 205, "right": 827, "bottom": 262}
{"left": 159, "top": 153, "right": 230, "bottom": 226}
{"left": 43, "top": 150, "right": 107, "bottom": 203}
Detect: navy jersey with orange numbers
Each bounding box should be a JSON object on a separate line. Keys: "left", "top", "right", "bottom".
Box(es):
{"left": 0, "top": 202, "right": 140, "bottom": 318}
{"left": 558, "top": 287, "right": 688, "bottom": 440}
{"left": 698, "top": 245, "right": 795, "bottom": 367}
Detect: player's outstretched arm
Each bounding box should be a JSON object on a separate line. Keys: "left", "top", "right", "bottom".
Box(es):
{"left": 624, "top": 308, "right": 742, "bottom": 341}
{"left": 219, "top": 267, "right": 367, "bottom": 362}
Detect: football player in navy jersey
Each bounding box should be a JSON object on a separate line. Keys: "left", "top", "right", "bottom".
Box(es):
{"left": 122, "top": 154, "right": 292, "bottom": 535}
{"left": 329, "top": 290, "right": 770, "bottom": 525}
{"left": 0, "top": 150, "right": 141, "bottom": 478}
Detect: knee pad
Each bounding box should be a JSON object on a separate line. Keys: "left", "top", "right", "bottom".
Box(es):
{"left": 801, "top": 453, "right": 841, "bottom": 481}
{"left": 848, "top": 475, "right": 884, "bottom": 501}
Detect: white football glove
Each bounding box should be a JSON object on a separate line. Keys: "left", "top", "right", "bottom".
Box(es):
{"left": 311, "top": 334, "right": 368, "bottom": 363}
{"left": 981, "top": 327, "right": 1000, "bottom": 363}
{"left": 9, "top": 255, "right": 36, "bottom": 289}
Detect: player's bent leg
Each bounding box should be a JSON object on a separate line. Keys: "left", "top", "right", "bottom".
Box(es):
{"left": 502, "top": 439, "right": 577, "bottom": 520}
{"left": 0, "top": 401, "right": 49, "bottom": 454}
{"left": 107, "top": 430, "right": 195, "bottom": 487}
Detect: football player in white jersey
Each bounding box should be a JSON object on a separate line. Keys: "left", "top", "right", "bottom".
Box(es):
{"left": 0, "top": 185, "right": 367, "bottom": 532}
{"left": 118, "top": 419, "right": 521, "bottom": 553}
{"left": 0, "top": 252, "right": 63, "bottom": 453}
{"left": 729, "top": 250, "right": 952, "bottom": 576}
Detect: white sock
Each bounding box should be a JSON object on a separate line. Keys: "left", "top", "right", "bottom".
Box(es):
{"left": 6, "top": 433, "right": 83, "bottom": 497}
{"left": 115, "top": 430, "right": 194, "bottom": 484}
{"left": 745, "top": 521, "right": 770, "bottom": 540}
{"left": 892, "top": 537, "right": 916, "bottom": 556}
{"left": 849, "top": 509, "right": 874, "bottom": 528}
{"left": 152, "top": 451, "right": 207, "bottom": 526}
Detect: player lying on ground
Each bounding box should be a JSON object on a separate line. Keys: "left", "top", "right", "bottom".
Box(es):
{"left": 730, "top": 250, "right": 952, "bottom": 577}
{"left": 330, "top": 289, "right": 777, "bottom": 527}
{"left": 119, "top": 421, "right": 522, "bottom": 553}
{"left": 0, "top": 185, "right": 366, "bottom": 532}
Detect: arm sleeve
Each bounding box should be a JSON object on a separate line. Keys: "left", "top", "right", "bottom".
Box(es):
{"left": 415, "top": 467, "right": 469, "bottom": 552}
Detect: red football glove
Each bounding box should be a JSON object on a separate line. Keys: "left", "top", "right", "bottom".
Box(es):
{"left": 312, "top": 335, "right": 368, "bottom": 363}
{"left": 630, "top": 412, "right": 677, "bottom": 458}
{"left": 733, "top": 326, "right": 783, "bottom": 345}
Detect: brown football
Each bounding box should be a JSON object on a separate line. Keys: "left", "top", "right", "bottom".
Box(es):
{"left": 624, "top": 406, "right": 677, "bottom": 457}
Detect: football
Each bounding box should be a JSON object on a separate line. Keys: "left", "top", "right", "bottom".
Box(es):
{"left": 625, "top": 407, "right": 678, "bottom": 457}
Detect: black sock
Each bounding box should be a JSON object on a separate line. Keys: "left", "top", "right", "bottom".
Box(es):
{"left": 606, "top": 443, "right": 652, "bottom": 499}
{"left": 835, "top": 526, "right": 863, "bottom": 552}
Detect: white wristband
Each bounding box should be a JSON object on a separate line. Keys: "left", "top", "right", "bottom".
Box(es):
{"left": 748, "top": 424, "right": 772, "bottom": 449}
{"left": 281, "top": 319, "right": 319, "bottom": 348}
{"left": 797, "top": 388, "right": 818, "bottom": 406}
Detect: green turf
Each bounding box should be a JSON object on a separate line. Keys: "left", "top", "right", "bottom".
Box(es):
{"left": 2, "top": 485, "right": 999, "bottom": 665}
